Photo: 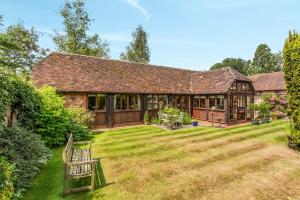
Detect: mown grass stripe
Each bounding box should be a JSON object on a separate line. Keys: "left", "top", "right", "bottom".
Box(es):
{"left": 104, "top": 124, "right": 286, "bottom": 159}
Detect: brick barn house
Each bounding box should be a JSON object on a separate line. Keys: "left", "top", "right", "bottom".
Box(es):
{"left": 249, "top": 71, "right": 286, "bottom": 104}
{"left": 32, "top": 52, "right": 255, "bottom": 128}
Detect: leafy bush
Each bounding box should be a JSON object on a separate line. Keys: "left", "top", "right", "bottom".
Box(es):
{"left": 0, "top": 157, "right": 14, "bottom": 200}
{"left": 249, "top": 102, "right": 271, "bottom": 119}
{"left": 143, "top": 111, "right": 149, "bottom": 124}
{"left": 183, "top": 112, "right": 192, "bottom": 125}
{"left": 35, "top": 86, "right": 69, "bottom": 146}
{"left": 66, "top": 106, "right": 94, "bottom": 128}
{"left": 151, "top": 117, "right": 160, "bottom": 125}
{"left": 0, "top": 68, "right": 41, "bottom": 131}
{"left": 0, "top": 126, "right": 51, "bottom": 196}
{"left": 36, "top": 86, "right": 92, "bottom": 146}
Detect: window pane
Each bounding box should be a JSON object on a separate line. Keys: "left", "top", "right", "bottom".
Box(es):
{"left": 193, "top": 96, "right": 200, "bottom": 108}
{"left": 200, "top": 96, "right": 206, "bottom": 108}
{"left": 230, "top": 82, "right": 236, "bottom": 90}
{"left": 135, "top": 95, "right": 140, "bottom": 110}
{"left": 153, "top": 95, "right": 158, "bottom": 109}
{"left": 175, "top": 96, "right": 180, "bottom": 108}
{"left": 164, "top": 95, "right": 169, "bottom": 108}
{"left": 147, "top": 95, "right": 152, "bottom": 110}
{"left": 97, "top": 94, "right": 106, "bottom": 111}
{"left": 121, "top": 95, "right": 127, "bottom": 110}
{"left": 242, "top": 83, "right": 246, "bottom": 91}
{"left": 129, "top": 95, "right": 135, "bottom": 110}
{"left": 216, "top": 95, "right": 224, "bottom": 110}
{"left": 209, "top": 96, "right": 215, "bottom": 108}
{"left": 114, "top": 94, "right": 121, "bottom": 110}
{"left": 88, "top": 95, "right": 96, "bottom": 110}
{"left": 237, "top": 82, "right": 242, "bottom": 91}
{"left": 158, "top": 95, "right": 164, "bottom": 110}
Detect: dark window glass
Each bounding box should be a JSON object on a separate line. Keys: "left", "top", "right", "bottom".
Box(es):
{"left": 129, "top": 95, "right": 135, "bottom": 110}
{"left": 216, "top": 95, "right": 224, "bottom": 110}
{"left": 175, "top": 96, "right": 180, "bottom": 108}
{"left": 163, "top": 95, "right": 169, "bottom": 108}
{"left": 121, "top": 95, "right": 126, "bottom": 110}
{"left": 147, "top": 95, "right": 153, "bottom": 110}
{"left": 88, "top": 95, "right": 96, "bottom": 110}
{"left": 200, "top": 96, "right": 206, "bottom": 108}
{"left": 158, "top": 95, "right": 164, "bottom": 110}
{"left": 129, "top": 95, "right": 140, "bottom": 110}
{"left": 153, "top": 95, "right": 158, "bottom": 109}
{"left": 97, "top": 94, "right": 106, "bottom": 111}
{"left": 193, "top": 96, "right": 200, "bottom": 108}
{"left": 209, "top": 96, "right": 215, "bottom": 109}
{"left": 114, "top": 94, "right": 121, "bottom": 110}
{"left": 135, "top": 95, "right": 140, "bottom": 110}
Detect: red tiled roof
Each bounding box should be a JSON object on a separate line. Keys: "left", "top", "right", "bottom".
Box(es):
{"left": 248, "top": 71, "right": 286, "bottom": 92}
{"left": 32, "top": 52, "right": 252, "bottom": 94}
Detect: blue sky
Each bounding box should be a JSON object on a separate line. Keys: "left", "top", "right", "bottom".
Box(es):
{"left": 1, "top": 0, "right": 299, "bottom": 70}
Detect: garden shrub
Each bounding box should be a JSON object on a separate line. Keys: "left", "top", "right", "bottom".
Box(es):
{"left": 143, "top": 111, "right": 149, "bottom": 124}
{"left": 36, "top": 86, "right": 92, "bottom": 146}
{"left": 183, "top": 112, "right": 192, "bottom": 125}
{"left": 35, "top": 86, "right": 69, "bottom": 146}
{"left": 0, "top": 126, "right": 51, "bottom": 196}
{"left": 283, "top": 31, "right": 300, "bottom": 149}
{"left": 66, "top": 107, "right": 94, "bottom": 128}
{"left": 0, "top": 68, "right": 41, "bottom": 131}
{"left": 0, "top": 157, "right": 14, "bottom": 200}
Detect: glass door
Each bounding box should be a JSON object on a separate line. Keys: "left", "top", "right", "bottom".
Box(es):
{"left": 237, "top": 96, "right": 246, "bottom": 120}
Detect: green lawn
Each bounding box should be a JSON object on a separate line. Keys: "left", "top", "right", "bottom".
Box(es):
{"left": 23, "top": 120, "right": 300, "bottom": 200}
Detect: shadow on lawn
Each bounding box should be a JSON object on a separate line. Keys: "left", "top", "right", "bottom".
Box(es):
{"left": 94, "top": 157, "right": 114, "bottom": 189}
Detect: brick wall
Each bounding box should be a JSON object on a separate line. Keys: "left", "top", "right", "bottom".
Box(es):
{"left": 64, "top": 92, "right": 87, "bottom": 109}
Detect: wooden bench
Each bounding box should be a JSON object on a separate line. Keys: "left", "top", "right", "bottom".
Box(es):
{"left": 63, "top": 133, "right": 97, "bottom": 196}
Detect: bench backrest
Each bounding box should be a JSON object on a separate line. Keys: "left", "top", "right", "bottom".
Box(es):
{"left": 63, "top": 133, "right": 73, "bottom": 165}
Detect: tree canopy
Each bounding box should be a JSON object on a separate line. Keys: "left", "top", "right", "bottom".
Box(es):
{"left": 53, "top": 0, "right": 109, "bottom": 58}
{"left": 120, "top": 25, "right": 150, "bottom": 64}
{"left": 210, "top": 58, "right": 251, "bottom": 75}
{"left": 252, "top": 44, "right": 282, "bottom": 74}
{"left": 0, "top": 22, "right": 47, "bottom": 77}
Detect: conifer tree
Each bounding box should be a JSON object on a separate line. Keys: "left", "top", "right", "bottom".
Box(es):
{"left": 120, "top": 25, "right": 150, "bottom": 64}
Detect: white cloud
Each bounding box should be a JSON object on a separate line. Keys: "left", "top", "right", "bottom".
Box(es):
{"left": 125, "top": 0, "right": 151, "bottom": 19}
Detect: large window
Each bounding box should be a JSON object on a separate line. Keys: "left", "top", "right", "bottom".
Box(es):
{"left": 230, "top": 81, "right": 252, "bottom": 92}
{"left": 147, "top": 95, "right": 168, "bottom": 110}
{"left": 193, "top": 96, "right": 206, "bottom": 108}
{"left": 114, "top": 94, "right": 140, "bottom": 111}
{"left": 209, "top": 96, "right": 215, "bottom": 109}
{"left": 216, "top": 95, "right": 224, "bottom": 110}
{"left": 88, "top": 94, "right": 106, "bottom": 111}
{"left": 200, "top": 96, "right": 206, "bottom": 108}
{"left": 193, "top": 96, "right": 200, "bottom": 108}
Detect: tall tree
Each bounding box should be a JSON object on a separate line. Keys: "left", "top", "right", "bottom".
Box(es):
{"left": 210, "top": 58, "right": 251, "bottom": 75}
{"left": 283, "top": 31, "right": 300, "bottom": 130}
{"left": 0, "top": 22, "right": 47, "bottom": 76}
{"left": 53, "top": 0, "right": 109, "bottom": 57}
{"left": 251, "top": 44, "right": 282, "bottom": 74}
{"left": 120, "top": 25, "right": 150, "bottom": 64}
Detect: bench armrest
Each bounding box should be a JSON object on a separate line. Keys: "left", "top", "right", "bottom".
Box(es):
{"left": 68, "top": 160, "right": 97, "bottom": 166}
{"left": 73, "top": 141, "right": 92, "bottom": 145}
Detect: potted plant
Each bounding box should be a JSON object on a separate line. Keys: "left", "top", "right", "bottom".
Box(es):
{"left": 249, "top": 104, "right": 260, "bottom": 125}
{"left": 144, "top": 111, "right": 150, "bottom": 125}
{"left": 259, "top": 103, "right": 271, "bottom": 123}
{"left": 192, "top": 119, "right": 198, "bottom": 127}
